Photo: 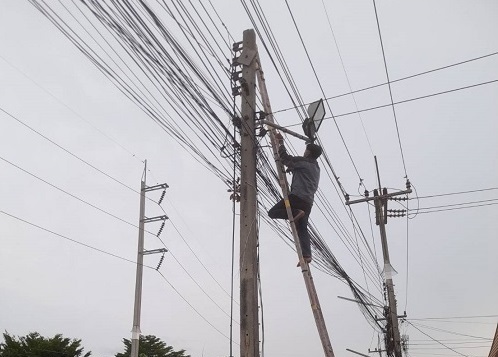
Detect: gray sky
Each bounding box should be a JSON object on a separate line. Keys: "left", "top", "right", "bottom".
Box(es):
{"left": 1, "top": 1, "right": 497, "bottom": 357}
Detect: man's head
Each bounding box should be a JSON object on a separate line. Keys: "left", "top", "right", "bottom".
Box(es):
{"left": 304, "top": 143, "right": 322, "bottom": 159}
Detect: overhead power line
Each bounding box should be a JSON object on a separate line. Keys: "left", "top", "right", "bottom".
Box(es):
{"left": 412, "top": 198, "right": 498, "bottom": 211}
{"left": 0, "top": 106, "right": 140, "bottom": 194}
{"left": 0, "top": 209, "right": 141, "bottom": 266}
{"left": 408, "top": 321, "right": 494, "bottom": 341}
{"left": 410, "top": 202, "right": 498, "bottom": 215}
{"left": 0, "top": 152, "right": 238, "bottom": 320}
{"left": 30, "top": 0, "right": 387, "bottom": 329}
{"left": 0, "top": 209, "right": 236, "bottom": 343}
{"left": 372, "top": 0, "right": 408, "bottom": 177}
{"left": 406, "top": 321, "right": 470, "bottom": 357}
{"left": 271, "top": 51, "right": 498, "bottom": 115}
{"left": 409, "top": 314, "right": 498, "bottom": 320}
{"left": 283, "top": 79, "right": 498, "bottom": 128}
{"left": 284, "top": 0, "right": 364, "bottom": 181}
{"left": 409, "top": 187, "right": 498, "bottom": 200}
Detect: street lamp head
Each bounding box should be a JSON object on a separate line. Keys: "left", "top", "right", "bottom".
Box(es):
{"left": 302, "top": 99, "right": 326, "bottom": 140}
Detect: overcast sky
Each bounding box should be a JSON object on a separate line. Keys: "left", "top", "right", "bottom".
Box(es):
{"left": 1, "top": 1, "right": 497, "bottom": 357}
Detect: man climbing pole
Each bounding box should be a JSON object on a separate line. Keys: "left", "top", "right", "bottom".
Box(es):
{"left": 268, "top": 132, "right": 323, "bottom": 265}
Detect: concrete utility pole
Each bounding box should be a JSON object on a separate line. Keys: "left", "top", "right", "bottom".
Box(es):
{"left": 237, "top": 29, "right": 259, "bottom": 357}
{"left": 131, "top": 165, "right": 146, "bottom": 357}
{"left": 131, "top": 161, "right": 169, "bottom": 357}
{"left": 346, "top": 157, "right": 411, "bottom": 357}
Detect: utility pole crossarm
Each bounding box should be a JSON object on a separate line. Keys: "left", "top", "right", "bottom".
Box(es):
{"left": 142, "top": 215, "right": 168, "bottom": 223}
{"left": 142, "top": 248, "right": 168, "bottom": 255}
{"left": 346, "top": 189, "right": 412, "bottom": 205}
{"left": 144, "top": 183, "right": 169, "bottom": 192}
{"left": 346, "top": 348, "right": 371, "bottom": 357}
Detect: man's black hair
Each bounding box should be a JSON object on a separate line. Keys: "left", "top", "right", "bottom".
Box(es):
{"left": 306, "top": 143, "right": 322, "bottom": 159}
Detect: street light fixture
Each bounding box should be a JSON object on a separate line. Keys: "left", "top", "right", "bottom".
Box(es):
{"left": 302, "top": 98, "right": 325, "bottom": 142}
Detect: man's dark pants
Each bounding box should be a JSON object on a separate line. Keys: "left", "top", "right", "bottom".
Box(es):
{"left": 268, "top": 194, "right": 312, "bottom": 258}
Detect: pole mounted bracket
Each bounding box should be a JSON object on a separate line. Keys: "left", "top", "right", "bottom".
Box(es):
{"left": 232, "top": 41, "right": 243, "bottom": 52}
{"left": 144, "top": 183, "right": 169, "bottom": 192}
{"left": 142, "top": 215, "right": 168, "bottom": 223}
{"left": 236, "top": 48, "right": 257, "bottom": 66}
{"left": 142, "top": 248, "right": 168, "bottom": 255}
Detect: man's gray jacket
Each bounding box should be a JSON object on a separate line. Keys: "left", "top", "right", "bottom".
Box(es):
{"left": 279, "top": 144, "right": 320, "bottom": 204}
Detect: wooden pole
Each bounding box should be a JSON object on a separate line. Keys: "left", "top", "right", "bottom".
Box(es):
{"left": 256, "top": 57, "right": 335, "bottom": 357}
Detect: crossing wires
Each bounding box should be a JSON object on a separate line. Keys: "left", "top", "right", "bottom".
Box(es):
{"left": 371, "top": 0, "right": 409, "bottom": 179}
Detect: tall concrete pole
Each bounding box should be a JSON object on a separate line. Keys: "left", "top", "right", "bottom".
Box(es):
{"left": 239, "top": 29, "right": 259, "bottom": 357}
{"left": 346, "top": 157, "right": 410, "bottom": 357}
{"left": 374, "top": 157, "right": 402, "bottom": 357}
{"left": 131, "top": 161, "right": 147, "bottom": 357}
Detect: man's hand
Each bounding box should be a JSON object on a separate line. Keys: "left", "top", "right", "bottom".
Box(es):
{"left": 274, "top": 132, "right": 284, "bottom": 145}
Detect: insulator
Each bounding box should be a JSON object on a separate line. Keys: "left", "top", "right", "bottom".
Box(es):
{"left": 364, "top": 190, "right": 369, "bottom": 198}
{"left": 232, "top": 86, "right": 241, "bottom": 96}
{"left": 232, "top": 41, "right": 243, "bottom": 52}
{"left": 406, "top": 179, "right": 411, "bottom": 190}
{"left": 257, "top": 128, "right": 268, "bottom": 137}
{"left": 158, "top": 190, "right": 166, "bottom": 205}
{"left": 232, "top": 116, "right": 242, "bottom": 128}
{"left": 156, "top": 253, "right": 165, "bottom": 270}
{"left": 231, "top": 71, "right": 242, "bottom": 81}
{"left": 157, "top": 221, "right": 165, "bottom": 237}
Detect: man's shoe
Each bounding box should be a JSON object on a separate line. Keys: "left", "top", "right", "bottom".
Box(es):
{"left": 297, "top": 256, "right": 312, "bottom": 267}
{"left": 293, "top": 210, "right": 305, "bottom": 222}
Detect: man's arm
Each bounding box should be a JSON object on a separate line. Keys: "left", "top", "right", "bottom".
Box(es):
{"left": 275, "top": 132, "right": 298, "bottom": 168}
{"left": 278, "top": 144, "right": 297, "bottom": 167}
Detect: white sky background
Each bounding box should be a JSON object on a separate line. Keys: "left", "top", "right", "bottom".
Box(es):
{"left": 1, "top": 1, "right": 497, "bottom": 357}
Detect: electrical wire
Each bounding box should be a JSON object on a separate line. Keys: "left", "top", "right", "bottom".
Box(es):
{"left": 406, "top": 321, "right": 470, "bottom": 357}
{"left": 0, "top": 209, "right": 141, "bottom": 266}
{"left": 0, "top": 208, "right": 237, "bottom": 344}
{"left": 0, "top": 105, "right": 141, "bottom": 195}
{"left": 409, "top": 187, "right": 498, "bottom": 200}
{"left": 409, "top": 201, "right": 498, "bottom": 215}
{"left": 320, "top": 0, "right": 375, "bottom": 157}
{"left": 0, "top": 153, "right": 238, "bottom": 324}
{"left": 29, "top": 0, "right": 390, "bottom": 333}
{"left": 284, "top": 0, "right": 364, "bottom": 181}
{"left": 372, "top": 0, "right": 408, "bottom": 178}
{"left": 282, "top": 79, "right": 498, "bottom": 128}
{"left": 411, "top": 198, "right": 498, "bottom": 211}
{"left": 270, "top": 50, "right": 498, "bottom": 115}
{"left": 409, "top": 315, "right": 498, "bottom": 320}
{"left": 332, "top": 79, "right": 498, "bottom": 120}
{"left": 408, "top": 322, "right": 493, "bottom": 341}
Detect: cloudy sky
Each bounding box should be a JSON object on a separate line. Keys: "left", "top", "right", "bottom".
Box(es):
{"left": 1, "top": 1, "right": 497, "bottom": 357}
